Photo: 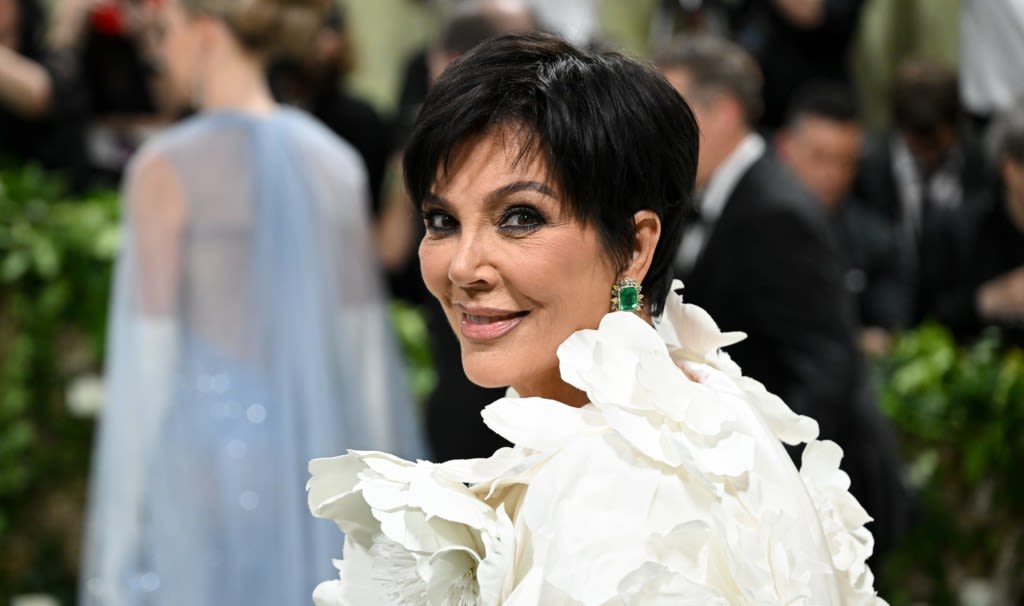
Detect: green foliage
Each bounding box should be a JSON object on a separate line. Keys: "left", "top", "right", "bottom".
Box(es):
{"left": 0, "top": 165, "right": 119, "bottom": 603}
{"left": 390, "top": 300, "right": 438, "bottom": 403}
{"left": 877, "top": 323, "right": 1024, "bottom": 605}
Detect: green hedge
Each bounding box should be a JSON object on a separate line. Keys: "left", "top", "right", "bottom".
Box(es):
{"left": 877, "top": 325, "right": 1024, "bottom": 605}
{"left": 1, "top": 165, "right": 1022, "bottom": 604}
{"left": 0, "top": 166, "right": 118, "bottom": 603}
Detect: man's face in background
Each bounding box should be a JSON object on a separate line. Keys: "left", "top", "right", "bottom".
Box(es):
{"left": 778, "top": 114, "right": 862, "bottom": 208}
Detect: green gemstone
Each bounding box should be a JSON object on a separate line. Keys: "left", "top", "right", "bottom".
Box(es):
{"left": 618, "top": 285, "right": 640, "bottom": 311}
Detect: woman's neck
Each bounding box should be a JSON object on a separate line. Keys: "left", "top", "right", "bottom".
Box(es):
{"left": 512, "top": 309, "right": 654, "bottom": 407}
{"left": 197, "top": 51, "right": 276, "bottom": 115}
{"left": 513, "top": 357, "right": 592, "bottom": 408}
{"left": 514, "top": 377, "right": 589, "bottom": 407}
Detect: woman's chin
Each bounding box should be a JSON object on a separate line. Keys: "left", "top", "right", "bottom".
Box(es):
{"left": 460, "top": 351, "right": 528, "bottom": 391}
{"left": 461, "top": 363, "right": 514, "bottom": 390}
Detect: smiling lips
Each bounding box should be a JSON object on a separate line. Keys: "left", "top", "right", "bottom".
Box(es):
{"left": 456, "top": 305, "right": 529, "bottom": 341}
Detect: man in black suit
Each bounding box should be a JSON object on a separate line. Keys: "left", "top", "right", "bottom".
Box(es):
{"left": 656, "top": 35, "right": 907, "bottom": 574}
{"left": 776, "top": 83, "right": 913, "bottom": 356}
{"left": 853, "top": 59, "right": 990, "bottom": 324}
{"left": 932, "top": 98, "right": 1024, "bottom": 349}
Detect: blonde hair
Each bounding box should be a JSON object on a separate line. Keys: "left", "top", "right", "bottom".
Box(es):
{"left": 183, "top": 0, "right": 332, "bottom": 58}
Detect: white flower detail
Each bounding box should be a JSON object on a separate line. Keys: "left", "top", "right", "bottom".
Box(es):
{"left": 308, "top": 451, "right": 515, "bottom": 606}
{"left": 308, "top": 281, "right": 888, "bottom": 606}
{"left": 66, "top": 374, "right": 106, "bottom": 418}
{"left": 655, "top": 279, "right": 745, "bottom": 377}
{"left": 656, "top": 280, "right": 819, "bottom": 446}
{"left": 800, "top": 440, "right": 881, "bottom": 605}
{"left": 10, "top": 594, "right": 60, "bottom": 606}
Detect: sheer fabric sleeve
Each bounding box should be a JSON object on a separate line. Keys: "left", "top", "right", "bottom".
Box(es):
{"left": 79, "top": 148, "right": 187, "bottom": 606}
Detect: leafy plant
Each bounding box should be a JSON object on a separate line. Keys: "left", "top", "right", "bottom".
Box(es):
{"left": 877, "top": 323, "right": 1024, "bottom": 605}
{"left": 0, "top": 164, "right": 119, "bottom": 603}
{"left": 390, "top": 300, "right": 438, "bottom": 404}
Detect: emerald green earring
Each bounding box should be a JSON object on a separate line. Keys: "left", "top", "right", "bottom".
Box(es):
{"left": 610, "top": 278, "right": 644, "bottom": 313}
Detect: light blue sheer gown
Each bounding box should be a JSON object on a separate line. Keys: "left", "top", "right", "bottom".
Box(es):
{"left": 79, "top": 108, "right": 428, "bottom": 606}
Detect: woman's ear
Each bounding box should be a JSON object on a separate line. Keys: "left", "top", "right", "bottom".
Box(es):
{"left": 623, "top": 209, "right": 661, "bottom": 283}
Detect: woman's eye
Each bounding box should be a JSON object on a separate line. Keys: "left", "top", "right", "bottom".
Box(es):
{"left": 423, "top": 210, "right": 457, "bottom": 232}
{"left": 500, "top": 207, "right": 543, "bottom": 230}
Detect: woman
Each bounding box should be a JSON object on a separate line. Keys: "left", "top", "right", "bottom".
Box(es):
{"left": 309, "top": 33, "right": 884, "bottom": 605}
{"left": 79, "top": 1, "right": 427, "bottom": 604}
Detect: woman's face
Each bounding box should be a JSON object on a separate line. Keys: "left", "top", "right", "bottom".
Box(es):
{"left": 419, "top": 128, "right": 618, "bottom": 405}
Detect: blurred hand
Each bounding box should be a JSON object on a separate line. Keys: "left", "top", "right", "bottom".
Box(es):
{"left": 49, "top": 0, "right": 105, "bottom": 49}
{"left": 976, "top": 265, "right": 1024, "bottom": 321}
{"left": 859, "top": 327, "right": 893, "bottom": 358}
{"left": 772, "top": 0, "right": 824, "bottom": 28}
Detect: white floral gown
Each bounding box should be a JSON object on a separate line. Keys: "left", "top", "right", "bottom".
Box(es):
{"left": 307, "top": 281, "right": 887, "bottom": 606}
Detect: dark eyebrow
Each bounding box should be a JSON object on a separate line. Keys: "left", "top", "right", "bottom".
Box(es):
{"left": 484, "top": 181, "right": 557, "bottom": 206}
{"left": 422, "top": 192, "right": 449, "bottom": 210}
{"left": 423, "top": 181, "right": 557, "bottom": 211}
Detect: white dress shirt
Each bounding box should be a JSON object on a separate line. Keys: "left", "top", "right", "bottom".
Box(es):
{"left": 676, "top": 133, "right": 766, "bottom": 273}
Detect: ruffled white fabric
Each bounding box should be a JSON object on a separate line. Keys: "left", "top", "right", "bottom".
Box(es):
{"left": 308, "top": 280, "right": 887, "bottom": 605}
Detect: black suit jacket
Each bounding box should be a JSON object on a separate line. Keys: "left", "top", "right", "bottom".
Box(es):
{"left": 853, "top": 130, "right": 991, "bottom": 323}
{"left": 854, "top": 129, "right": 990, "bottom": 228}
{"left": 678, "top": 153, "right": 908, "bottom": 568}
{"left": 933, "top": 185, "right": 1024, "bottom": 348}
{"left": 831, "top": 198, "right": 913, "bottom": 331}
{"left": 680, "top": 153, "right": 861, "bottom": 441}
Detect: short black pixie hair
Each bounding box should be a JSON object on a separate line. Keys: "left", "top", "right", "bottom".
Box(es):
{"left": 403, "top": 32, "right": 699, "bottom": 315}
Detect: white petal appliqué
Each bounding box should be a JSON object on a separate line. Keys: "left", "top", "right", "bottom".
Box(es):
{"left": 308, "top": 280, "right": 887, "bottom": 606}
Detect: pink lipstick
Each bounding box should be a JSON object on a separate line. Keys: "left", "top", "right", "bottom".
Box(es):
{"left": 456, "top": 305, "right": 528, "bottom": 341}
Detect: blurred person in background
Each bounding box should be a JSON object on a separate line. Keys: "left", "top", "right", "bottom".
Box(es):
{"left": 0, "top": 0, "right": 89, "bottom": 188}
{"left": 854, "top": 59, "right": 989, "bottom": 324}
{"left": 392, "top": 0, "right": 537, "bottom": 165}
{"left": 269, "top": 4, "right": 391, "bottom": 217}
{"left": 391, "top": 0, "right": 597, "bottom": 142}
{"left": 657, "top": 35, "right": 908, "bottom": 574}
{"left": 524, "top": 0, "right": 597, "bottom": 45}
{"left": 79, "top": 0, "right": 427, "bottom": 603}
{"left": 384, "top": 0, "right": 537, "bottom": 274}
{"left": 777, "top": 83, "right": 911, "bottom": 356}
{"left": 695, "top": 0, "right": 867, "bottom": 132}
{"left": 931, "top": 97, "right": 1024, "bottom": 348}
{"left": 50, "top": 0, "right": 182, "bottom": 187}
{"left": 380, "top": 0, "right": 537, "bottom": 462}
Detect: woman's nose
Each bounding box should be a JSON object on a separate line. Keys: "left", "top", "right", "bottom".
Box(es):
{"left": 447, "top": 230, "right": 494, "bottom": 288}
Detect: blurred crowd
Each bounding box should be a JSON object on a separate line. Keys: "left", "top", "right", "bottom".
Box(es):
{"left": 3, "top": 0, "right": 1021, "bottom": 348}
{"left": 4, "top": 0, "right": 1024, "bottom": 592}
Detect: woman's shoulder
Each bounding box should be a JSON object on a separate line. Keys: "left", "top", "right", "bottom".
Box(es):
{"left": 124, "top": 113, "right": 225, "bottom": 178}
{"left": 274, "top": 107, "right": 365, "bottom": 167}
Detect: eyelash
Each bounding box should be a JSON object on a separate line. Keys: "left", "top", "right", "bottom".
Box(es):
{"left": 422, "top": 209, "right": 457, "bottom": 233}
{"left": 499, "top": 205, "right": 545, "bottom": 232}
{"left": 421, "top": 204, "right": 546, "bottom": 235}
